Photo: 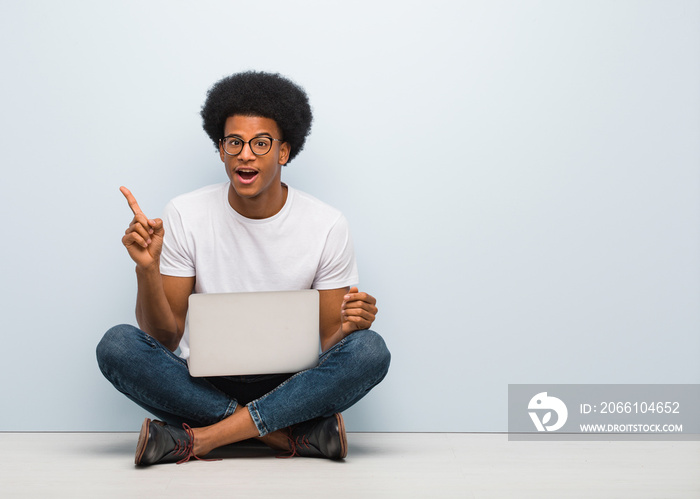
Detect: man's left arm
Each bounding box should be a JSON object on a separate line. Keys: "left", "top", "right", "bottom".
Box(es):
{"left": 319, "top": 286, "right": 378, "bottom": 353}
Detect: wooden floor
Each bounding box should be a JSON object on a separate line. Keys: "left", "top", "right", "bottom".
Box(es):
{"left": 1, "top": 432, "right": 698, "bottom": 498}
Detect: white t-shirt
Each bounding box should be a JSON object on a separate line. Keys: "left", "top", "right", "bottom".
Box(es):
{"left": 160, "top": 182, "right": 359, "bottom": 358}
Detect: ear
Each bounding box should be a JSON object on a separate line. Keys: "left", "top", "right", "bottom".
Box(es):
{"left": 278, "top": 142, "right": 291, "bottom": 166}
{"left": 218, "top": 140, "right": 225, "bottom": 162}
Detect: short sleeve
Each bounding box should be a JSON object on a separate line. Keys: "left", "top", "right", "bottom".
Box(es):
{"left": 160, "top": 201, "right": 196, "bottom": 277}
{"left": 312, "top": 214, "right": 359, "bottom": 290}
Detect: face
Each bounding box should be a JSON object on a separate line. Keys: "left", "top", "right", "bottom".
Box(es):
{"left": 219, "top": 115, "right": 291, "bottom": 214}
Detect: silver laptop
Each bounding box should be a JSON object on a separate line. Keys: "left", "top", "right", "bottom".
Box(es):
{"left": 187, "top": 289, "right": 320, "bottom": 377}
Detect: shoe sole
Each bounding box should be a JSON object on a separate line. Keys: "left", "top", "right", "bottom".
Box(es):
{"left": 134, "top": 418, "right": 151, "bottom": 465}
{"left": 335, "top": 413, "right": 347, "bottom": 459}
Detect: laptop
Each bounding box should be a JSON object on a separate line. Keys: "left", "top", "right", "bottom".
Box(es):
{"left": 186, "top": 289, "right": 320, "bottom": 377}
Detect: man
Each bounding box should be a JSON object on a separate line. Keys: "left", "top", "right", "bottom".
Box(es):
{"left": 96, "top": 71, "right": 391, "bottom": 465}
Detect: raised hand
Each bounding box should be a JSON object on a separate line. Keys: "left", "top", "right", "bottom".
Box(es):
{"left": 120, "top": 186, "right": 164, "bottom": 269}
{"left": 340, "top": 287, "right": 378, "bottom": 335}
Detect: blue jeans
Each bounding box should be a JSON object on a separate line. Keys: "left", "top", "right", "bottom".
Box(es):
{"left": 96, "top": 324, "right": 390, "bottom": 436}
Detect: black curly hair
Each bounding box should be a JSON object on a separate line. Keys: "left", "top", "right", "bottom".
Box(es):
{"left": 201, "top": 71, "right": 313, "bottom": 163}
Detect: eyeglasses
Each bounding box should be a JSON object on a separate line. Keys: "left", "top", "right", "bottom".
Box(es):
{"left": 220, "top": 136, "right": 283, "bottom": 156}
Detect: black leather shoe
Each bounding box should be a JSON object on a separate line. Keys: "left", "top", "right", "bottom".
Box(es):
{"left": 286, "top": 413, "right": 347, "bottom": 460}
{"left": 135, "top": 418, "right": 199, "bottom": 466}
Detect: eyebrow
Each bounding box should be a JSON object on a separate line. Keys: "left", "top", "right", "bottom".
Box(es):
{"left": 223, "top": 132, "right": 274, "bottom": 139}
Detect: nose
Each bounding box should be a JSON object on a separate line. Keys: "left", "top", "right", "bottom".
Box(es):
{"left": 238, "top": 141, "right": 256, "bottom": 160}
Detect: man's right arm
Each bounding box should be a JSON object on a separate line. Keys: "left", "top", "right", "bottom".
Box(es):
{"left": 134, "top": 267, "right": 193, "bottom": 352}
{"left": 121, "top": 186, "right": 193, "bottom": 352}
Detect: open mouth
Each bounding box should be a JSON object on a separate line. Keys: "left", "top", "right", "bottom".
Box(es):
{"left": 236, "top": 169, "right": 259, "bottom": 184}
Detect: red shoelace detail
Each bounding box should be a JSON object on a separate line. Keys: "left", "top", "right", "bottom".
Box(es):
{"left": 276, "top": 429, "right": 311, "bottom": 459}
{"left": 175, "top": 424, "right": 221, "bottom": 465}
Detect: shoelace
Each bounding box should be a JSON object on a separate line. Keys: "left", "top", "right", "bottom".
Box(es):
{"left": 175, "top": 424, "right": 221, "bottom": 465}
{"left": 276, "top": 429, "right": 312, "bottom": 459}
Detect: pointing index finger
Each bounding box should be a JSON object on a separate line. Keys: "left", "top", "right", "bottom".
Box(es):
{"left": 120, "top": 186, "right": 144, "bottom": 216}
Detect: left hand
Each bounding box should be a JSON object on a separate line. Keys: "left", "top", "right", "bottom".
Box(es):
{"left": 340, "top": 287, "right": 378, "bottom": 335}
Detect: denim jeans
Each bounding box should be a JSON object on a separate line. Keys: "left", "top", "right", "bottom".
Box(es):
{"left": 96, "top": 324, "right": 390, "bottom": 436}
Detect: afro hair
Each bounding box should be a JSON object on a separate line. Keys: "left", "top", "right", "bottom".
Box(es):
{"left": 201, "top": 71, "right": 313, "bottom": 163}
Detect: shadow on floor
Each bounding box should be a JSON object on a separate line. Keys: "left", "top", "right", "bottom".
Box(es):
{"left": 204, "top": 439, "right": 278, "bottom": 459}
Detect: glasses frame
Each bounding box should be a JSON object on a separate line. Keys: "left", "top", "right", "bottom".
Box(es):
{"left": 219, "top": 135, "right": 284, "bottom": 157}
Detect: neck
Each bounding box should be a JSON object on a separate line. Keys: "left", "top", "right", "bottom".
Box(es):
{"left": 228, "top": 182, "right": 288, "bottom": 219}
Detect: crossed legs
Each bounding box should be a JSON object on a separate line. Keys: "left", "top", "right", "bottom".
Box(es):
{"left": 97, "top": 324, "right": 390, "bottom": 458}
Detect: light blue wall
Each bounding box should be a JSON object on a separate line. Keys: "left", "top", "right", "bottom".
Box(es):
{"left": 1, "top": 0, "right": 698, "bottom": 431}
